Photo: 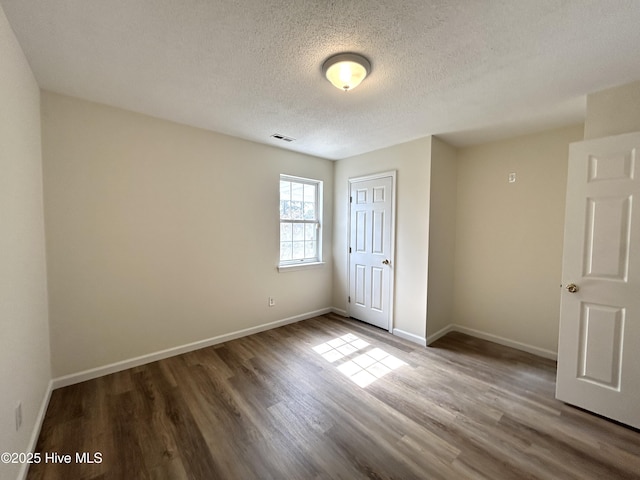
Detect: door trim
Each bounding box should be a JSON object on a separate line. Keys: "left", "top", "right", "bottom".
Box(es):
{"left": 347, "top": 170, "right": 397, "bottom": 332}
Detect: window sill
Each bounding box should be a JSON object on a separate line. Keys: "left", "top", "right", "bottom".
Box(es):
{"left": 277, "top": 262, "right": 325, "bottom": 273}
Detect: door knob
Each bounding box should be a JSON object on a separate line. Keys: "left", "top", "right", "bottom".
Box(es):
{"left": 382, "top": 259, "right": 390, "bottom": 265}
{"left": 566, "top": 283, "right": 579, "bottom": 293}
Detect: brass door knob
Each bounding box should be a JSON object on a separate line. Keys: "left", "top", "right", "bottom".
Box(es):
{"left": 566, "top": 283, "right": 579, "bottom": 293}
{"left": 382, "top": 259, "right": 390, "bottom": 265}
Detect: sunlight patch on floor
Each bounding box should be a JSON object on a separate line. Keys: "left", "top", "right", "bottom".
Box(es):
{"left": 313, "top": 335, "right": 406, "bottom": 388}
{"left": 312, "top": 333, "right": 370, "bottom": 363}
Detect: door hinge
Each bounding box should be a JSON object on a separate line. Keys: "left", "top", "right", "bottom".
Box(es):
{"left": 350, "top": 196, "right": 353, "bottom": 203}
{"left": 349, "top": 247, "right": 352, "bottom": 253}
{"left": 348, "top": 296, "right": 351, "bottom": 303}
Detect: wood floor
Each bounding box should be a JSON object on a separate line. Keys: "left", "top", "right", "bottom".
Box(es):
{"left": 28, "top": 314, "right": 640, "bottom": 479}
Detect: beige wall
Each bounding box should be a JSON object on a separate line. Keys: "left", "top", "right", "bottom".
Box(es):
{"left": 426, "top": 137, "right": 458, "bottom": 339}
{"left": 585, "top": 80, "right": 640, "bottom": 140}
{"left": 0, "top": 6, "right": 51, "bottom": 479}
{"left": 333, "top": 137, "right": 432, "bottom": 341}
{"left": 42, "top": 92, "right": 334, "bottom": 377}
{"left": 453, "top": 125, "right": 584, "bottom": 355}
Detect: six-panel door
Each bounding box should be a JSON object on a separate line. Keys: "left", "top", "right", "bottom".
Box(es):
{"left": 556, "top": 132, "right": 640, "bottom": 429}
{"left": 349, "top": 176, "right": 393, "bottom": 330}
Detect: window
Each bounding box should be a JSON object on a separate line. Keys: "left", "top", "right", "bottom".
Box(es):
{"left": 279, "top": 175, "right": 322, "bottom": 266}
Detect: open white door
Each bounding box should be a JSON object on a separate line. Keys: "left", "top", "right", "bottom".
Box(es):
{"left": 556, "top": 132, "right": 640, "bottom": 429}
{"left": 348, "top": 173, "right": 395, "bottom": 331}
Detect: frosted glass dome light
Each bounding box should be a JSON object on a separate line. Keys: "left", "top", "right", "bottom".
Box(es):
{"left": 323, "top": 53, "right": 371, "bottom": 92}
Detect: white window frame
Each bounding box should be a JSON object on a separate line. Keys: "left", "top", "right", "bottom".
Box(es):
{"left": 278, "top": 174, "right": 323, "bottom": 271}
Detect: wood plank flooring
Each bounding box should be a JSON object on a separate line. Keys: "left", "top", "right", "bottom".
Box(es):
{"left": 27, "top": 314, "right": 640, "bottom": 479}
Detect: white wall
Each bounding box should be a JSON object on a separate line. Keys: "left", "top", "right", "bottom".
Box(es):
{"left": 453, "top": 125, "right": 584, "bottom": 355}
{"left": 426, "top": 137, "right": 457, "bottom": 339}
{"left": 0, "top": 6, "right": 51, "bottom": 480}
{"left": 585, "top": 80, "right": 640, "bottom": 140}
{"left": 41, "top": 91, "right": 334, "bottom": 378}
{"left": 333, "top": 137, "right": 432, "bottom": 342}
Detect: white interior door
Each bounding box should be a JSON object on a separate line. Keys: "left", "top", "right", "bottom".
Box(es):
{"left": 556, "top": 131, "right": 640, "bottom": 429}
{"left": 349, "top": 174, "right": 395, "bottom": 330}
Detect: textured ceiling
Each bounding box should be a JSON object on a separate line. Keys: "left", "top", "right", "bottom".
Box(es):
{"left": 2, "top": 0, "right": 640, "bottom": 159}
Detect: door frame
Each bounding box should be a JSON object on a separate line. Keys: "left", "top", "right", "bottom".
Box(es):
{"left": 347, "top": 170, "right": 397, "bottom": 333}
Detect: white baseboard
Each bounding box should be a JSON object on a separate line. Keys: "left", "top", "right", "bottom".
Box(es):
{"left": 392, "top": 328, "right": 427, "bottom": 346}
{"left": 50, "top": 311, "right": 556, "bottom": 387}
{"left": 52, "top": 308, "right": 332, "bottom": 389}
{"left": 426, "top": 324, "right": 455, "bottom": 345}
{"left": 430, "top": 324, "right": 558, "bottom": 360}
{"left": 18, "top": 380, "right": 53, "bottom": 480}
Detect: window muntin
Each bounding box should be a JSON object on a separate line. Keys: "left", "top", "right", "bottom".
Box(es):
{"left": 279, "top": 175, "right": 322, "bottom": 264}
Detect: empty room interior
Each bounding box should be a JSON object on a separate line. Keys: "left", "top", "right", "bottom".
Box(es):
{"left": 2, "top": 1, "right": 640, "bottom": 479}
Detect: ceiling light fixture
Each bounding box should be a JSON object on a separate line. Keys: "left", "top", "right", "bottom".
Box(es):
{"left": 322, "top": 53, "right": 371, "bottom": 92}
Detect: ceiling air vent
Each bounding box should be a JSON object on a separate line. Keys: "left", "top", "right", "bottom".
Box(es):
{"left": 271, "top": 133, "right": 295, "bottom": 143}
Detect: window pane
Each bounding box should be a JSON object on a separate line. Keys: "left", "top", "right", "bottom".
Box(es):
{"left": 291, "top": 201, "right": 304, "bottom": 220}
{"left": 280, "top": 181, "right": 291, "bottom": 201}
{"left": 303, "top": 201, "right": 316, "bottom": 220}
{"left": 280, "top": 242, "right": 292, "bottom": 261}
{"left": 292, "top": 241, "right": 305, "bottom": 259}
{"left": 305, "top": 241, "right": 316, "bottom": 258}
{"left": 292, "top": 223, "right": 304, "bottom": 241}
{"left": 280, "top": 222, "right": 292, "bottom": 241}
{"left": 304, "top": 183, "right": 316, "bottom": 203}
{"left": 305, "top": 223, "right": 316, "bottom": 241}
{"left": 291, "top": 182, "right": 304, "bottom": 202}
{"left": 280, "top": 199, "right": 290, "bottom": 219}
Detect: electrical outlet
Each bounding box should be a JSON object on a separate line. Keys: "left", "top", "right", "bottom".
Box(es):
{"left": 508, "top": 172, "right": 517, "bottom": 183}
{"left": 268, "top": 297, "right": 275, "bottom": 307}
{"left": 15, "top": 402, "right": 22, "bottom": 431}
